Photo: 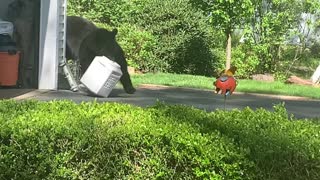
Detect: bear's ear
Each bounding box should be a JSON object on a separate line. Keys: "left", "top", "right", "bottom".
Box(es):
{"left": 112, "top": 29, "right": 118, "bottom": 36}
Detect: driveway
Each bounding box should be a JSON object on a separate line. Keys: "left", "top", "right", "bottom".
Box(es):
{"left": 13, "top": 84, "right": 320, "bottom": 119}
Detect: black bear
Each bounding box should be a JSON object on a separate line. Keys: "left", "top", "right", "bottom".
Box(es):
{"left": 66, "top": 16, "right": 136, "bottom": 94}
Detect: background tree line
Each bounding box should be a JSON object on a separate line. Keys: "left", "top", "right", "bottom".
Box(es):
{"left": 68, "top": 0, "right": 320, "bottom": 80}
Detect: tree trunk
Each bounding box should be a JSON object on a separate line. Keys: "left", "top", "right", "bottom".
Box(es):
{"left": 226, "top": 32, "right": 232, "bottom": 70}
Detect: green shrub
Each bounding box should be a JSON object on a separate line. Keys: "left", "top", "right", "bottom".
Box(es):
{"left": 97, "top": 23, "right": 159, "bottom": 72}
{"left": 0, "top": 100, "right": 319, "bottom": 179}
{"left": 211, "top": 105, "right": 320, "bottom": 179}
{"left": 151, "top": 103, "right": 320, "bottom": 180}
{"left": 117, "top": 24, "right": 158, "bottom": 72}
{"left": 232, "top": 46, "right": 260, "bottom": 79}
{"left": 0, "top": 100, "right": 254, "bottom": 179}
{"left": 125, "top": 0, "right": 219, "bottom": 76}
{"left": 67, "top": 0, "right": 128, "bottom": 25}
{"left": 68, "top": 0, "right": 221, "bottom": 75}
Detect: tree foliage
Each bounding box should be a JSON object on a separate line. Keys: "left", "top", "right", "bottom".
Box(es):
{"left": 243, "top": 0, "right": 320, "bottom": 77}
{"left": 68, "top": 0, "right": 219, "bottom": 76}
{"left": 128, "top": 0, "right": 218, "bottom": 76}
{"left": 190, "top": 0, "right": 254, "bottom": 69}
{"left": 67, "top": 0, "right": 320, "bottom": 79}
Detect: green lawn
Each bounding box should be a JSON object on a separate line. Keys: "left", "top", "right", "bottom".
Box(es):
{"left": 131, "top": 73, "right": 320, "bottom": 99}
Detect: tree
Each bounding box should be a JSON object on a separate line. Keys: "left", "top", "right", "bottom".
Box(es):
{"left": 246, "top": 0, "right": 320, "bottom": 74}
{"left": 190, "top": 0, "right": 254, "bottom": 70}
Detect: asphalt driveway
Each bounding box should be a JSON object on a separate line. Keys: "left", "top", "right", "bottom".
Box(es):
{"left": 13, "top": 84, "right": 320, "bottom": 119}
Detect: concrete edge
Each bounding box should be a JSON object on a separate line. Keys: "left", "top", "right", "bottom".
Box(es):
{"left": 138, "top": 84, "right": 320, "bottom": 102}
{"left": 12, "top": 90, "right": 51, "bottom": 100}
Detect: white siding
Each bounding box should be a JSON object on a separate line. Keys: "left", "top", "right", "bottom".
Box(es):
{"left": 58, "top": 0, "right": 67, "bottom": 65}
{"left": 38, "top": 0, "right": 66, "bottom": 90}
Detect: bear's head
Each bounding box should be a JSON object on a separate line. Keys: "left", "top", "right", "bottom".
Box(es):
{"left": 89, "top": 28, "right": 119, "bottom": 61}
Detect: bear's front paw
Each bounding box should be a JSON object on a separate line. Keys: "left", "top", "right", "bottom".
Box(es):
{"left": 124, "top": 86, "right": 136, "bottom": 94}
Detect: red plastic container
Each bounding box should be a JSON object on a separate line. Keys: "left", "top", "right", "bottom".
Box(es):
{"left": 0, "top": 52, "right": 20, "bottom": 86}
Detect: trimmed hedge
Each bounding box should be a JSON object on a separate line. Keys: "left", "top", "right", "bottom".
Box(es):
{"left": 0, "top": 100, "right": 319, "bottom": 179}
{"left": 152, "top": 103, "right": 320, "bottom": 179}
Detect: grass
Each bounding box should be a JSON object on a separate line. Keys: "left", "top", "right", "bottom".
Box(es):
{"left": 131, "top": 73, "right": 320, "bottom": 99}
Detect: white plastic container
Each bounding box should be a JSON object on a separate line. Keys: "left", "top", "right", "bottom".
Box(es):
{"left": 80, "top": 56, "right": 123, "bottom": 97}
{"left": 0, "top": 21, "right": 14, "bottom": 37}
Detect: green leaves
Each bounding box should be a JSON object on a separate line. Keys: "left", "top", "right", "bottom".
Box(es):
{"left": 68, "top": 0, "right": 219, "bottom": 75}
{"left": 190, "top": 0, "right": 255, "bottom": 70}
{"left": 191, "top": 0, "right": 254, "bottom": 32}
{"left": 244, "top": 0, "right": 320, "bottom": 75}
{"left": 67, "top": 0, "right": 320, "bottom": 78}
{"left": 123, "top": 0, "right": 218, "bottom": 75}
{"left": 67, "top": 0, "right": 129, "bottom": 25}
{"left": 0, "top": 100, "right": 319, "bottom": 179}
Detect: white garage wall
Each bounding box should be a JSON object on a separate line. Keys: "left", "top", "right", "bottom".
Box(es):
{"left": 38, "top": 0, "right": 66, "bottom": 90}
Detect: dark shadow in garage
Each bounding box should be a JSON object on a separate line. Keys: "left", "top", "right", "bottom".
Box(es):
{"left": 0, "top": 0, "right": 40, "bottom": 90}
{"left": 0, "top": 0, "right": 40, "bottom": 99}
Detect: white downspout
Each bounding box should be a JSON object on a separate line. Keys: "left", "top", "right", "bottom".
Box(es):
{"left": 58, "top": 0, "right": 78, "bottom": 91}
{"left": 38, "top": 0, "right": 59, "bottom": 90}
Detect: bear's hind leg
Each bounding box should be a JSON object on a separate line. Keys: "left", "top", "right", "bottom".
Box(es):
{"left": 115, "top": 50, "right": 136, "bottom": 94}
{"left": 120, "top": 70, "right": 136, "bottom": 94}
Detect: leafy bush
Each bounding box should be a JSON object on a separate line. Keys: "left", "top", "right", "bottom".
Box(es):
{"left": 0, "top": 100, "right": 319, "bottom": 179}
{"left": 124, "top": 0, "right": 219, "bottom": 76}
{"left": 232, "top": 46, "right": 260, "bottom": 79}
{"left": 68, "top": 0, "right": 218, "bottom": 75}
{"left": 0, "top": 100, "right": 254, "bottom": 179}
{"left": 67, "top": 0, "right": 320, "bottom": 79}
{"left": 67, "top": 0, "right": 129, "bottom": 25}
{"left": 151, "top": 103, "right": 320, "bottom": 180}
{"left": 210, "top": 46, "right": 260, "bottom": 79}
{"left": 210, "top": 105, "right": 320, "bottom": 179}
{"left": 97, "top": 23, "right": 159, "bottom": 72}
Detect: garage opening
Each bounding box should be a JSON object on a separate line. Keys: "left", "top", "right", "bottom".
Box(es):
{"left": 0, "top": 0, "right": 40, "bottom": 89}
